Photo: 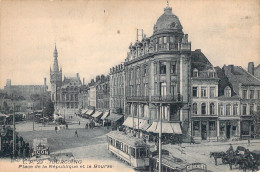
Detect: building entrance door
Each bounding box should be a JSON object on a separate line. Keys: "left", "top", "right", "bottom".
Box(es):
{"left": 226, "top": 125, "right": 231, "bottom": 139}
{"left": 201, "top": 122, "right": 207, "bottom": 140}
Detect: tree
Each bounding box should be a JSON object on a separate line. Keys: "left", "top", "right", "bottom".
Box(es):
{"left": 43, "top": 99, "right": 54, "bottom": 120}
{"left": 252, "top": 111, "right": 260, "bottom": 139}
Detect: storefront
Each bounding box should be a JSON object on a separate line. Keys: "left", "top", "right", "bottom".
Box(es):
{"left": 218, "top": 117, "right": 240, "bottom": 140}
{"left": 192, "top": 117, "right": 218, "bottom": 141}
{"left": 240, "top": 116, "right": 253, "bottom": 139}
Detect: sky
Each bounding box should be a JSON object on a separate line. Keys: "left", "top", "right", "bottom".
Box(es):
{"left": 0, "top": 0, "right": 259, "bottom": 89}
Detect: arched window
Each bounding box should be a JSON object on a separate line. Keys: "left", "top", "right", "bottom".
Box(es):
{"left": 210, "top": 103, "right": 215, "bottom": 115}
{"left": 201, "top": 103, "right": 206, "bottom": 115}
{"left": 225, "top": 86, "right": 231, "bottom": 97}
{"left": 193, "top": 69, "right": 198, "bottom": 77}
{"left": 193, "top": 103, "right": 197, "bottom": 115}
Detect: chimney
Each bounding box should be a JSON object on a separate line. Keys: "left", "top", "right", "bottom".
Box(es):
{"left": 44, "top": 77, "right": 47, "bottom": 91}
{"left": 101, "top": 75, "right": 105, "bottom": 82}
{"left": 76, "top": 73, "right": 79, "bottom": 78}
{"left": 248, "top": 62, "right": 254, "bottom": 75}
{"left": 6, "top": 79, "right": 11, "bottom": 87}
{"left": 228, "top": 65, "right": 234, "bottom": 73}
{"left": 83, "top": 78, "right": 85, "bottom": 85}
{"left": 96, "top": 75, "right": 100, "bottom": 82}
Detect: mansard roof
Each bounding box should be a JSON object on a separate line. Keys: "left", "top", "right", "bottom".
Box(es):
{"left": 191, "top": 49, "right": 213, "bottom": 72}
{"left": 222, "top": 65, "right": 260, "bottom": 94}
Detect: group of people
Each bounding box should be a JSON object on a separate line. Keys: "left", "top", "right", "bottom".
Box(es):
{"left": 0, "top": 135, "right": 30, "bottom": 159}
{"left": 85, "top": 121, "right": 95, "bottom": 129}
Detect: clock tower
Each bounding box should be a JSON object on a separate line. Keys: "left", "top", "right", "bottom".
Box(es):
{"left": 50, "top": 44, "right": 62, "bottom": 102}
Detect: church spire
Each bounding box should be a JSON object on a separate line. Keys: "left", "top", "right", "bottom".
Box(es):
{"left": 53, "top": 43, "right": 59, "bottom": 72}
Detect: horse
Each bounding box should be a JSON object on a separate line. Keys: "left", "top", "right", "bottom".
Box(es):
{"left": 210, "top": 151, "right": 226, "bottom": 165}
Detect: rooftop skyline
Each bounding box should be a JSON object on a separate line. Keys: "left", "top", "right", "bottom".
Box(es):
{"left": 0, "top": 0, "right": 259, "bottom": 89}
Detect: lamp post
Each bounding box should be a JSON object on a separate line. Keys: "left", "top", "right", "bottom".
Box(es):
{"left": 32, "top": 103, "right": 35, "bottom": 131}
{"left": 158, "top": 103, "right": 162, "bottom": 172}
{"left": 0, "top": 127, "right": 7, "bottom": 155}
{"left": 12, "top": 103, "right": 15, "bottom": 160}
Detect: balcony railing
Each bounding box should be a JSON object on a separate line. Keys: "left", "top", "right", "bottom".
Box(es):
{"left": 151, "top": 95, "right": 183, "bottom": 103}
{"left": 126, "top": 96, "right": 149, "bottom": 102}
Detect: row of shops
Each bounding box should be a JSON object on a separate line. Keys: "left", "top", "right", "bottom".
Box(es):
{"left": 79, "top": 108, "right": 124, "bottom": 129}
{"left": 120, "top": 116, "right": 257, "bottom": 143}
{"left": 122, "top": 117, "right": 183, "bottom": 144}
{"left": 192, "top": 116, "right": 256, "bottom": 141}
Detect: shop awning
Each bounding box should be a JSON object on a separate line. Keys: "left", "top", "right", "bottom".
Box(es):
{"left": 146, "top": 122, "right": 182, "bottom": 134}
{"left": 92, "top": 111, "right": 103, "bottom": 118}
{"left": 86, "top": 110, "right": 94, "bottom": 116}
{"left": 0, "top": 113, "right": 9, "bottom": 118}
{"left": 140, "top": 120, "right": 152, "bottom": 130}
{"left": 218, "top": 117, "right": 240, "bottom": 120}
{"left": 123, "top": 117, "right": 133, "bottom": 128}
{"left": 107, "top": 113, "right": 123, "bottom": 122}
{"left": 81, "top": 109, "right": 88, "bottom": 114}
{"left": 123, "top": 117, "right": 147, "bottom": 129}
{"left": 101, "top": 111, "right": 110, "bottom": 120}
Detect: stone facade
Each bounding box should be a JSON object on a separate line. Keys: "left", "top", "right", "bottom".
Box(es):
{"left": 49, "top": 45, "right": 82, "bottom": 115}
{"left": 223, "top": 65, "right": 260, "bottom": 139}
{"left": 109, "top": 64, "right": 125, "bottom": 114}
{"left": 124, "top": 6, "right": 191, "bottom": 137}
{"left": 96, "top": 75, "right": 110, "bottom": 111}
{"left": 56, "top": 74, "right": 82, "bottom": 115}
{"left": 190, "top": 51, "right": 219, "bottom": 141}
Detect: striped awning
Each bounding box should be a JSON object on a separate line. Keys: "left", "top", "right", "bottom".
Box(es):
{"left": 101, "top": 111, "right": 110, "bottom": 120}
{"left": 123, "top": 117, "right": 134, "bottom": 128}
{"left": 146, "top": 122, "right": 182, "bottom": 134}
{"left": 92, "top": 111, "right": 103, "bottom": 118}
{"left": 140, "top": 120, "right": 152, "bottom": 130}
{"left": 86, "top": 110, "right": 94, "bottom": 116}
{"left": 81, "top": 109, "right": 88, "bottom": 114}
{"left": 107, "top": 113, "right": 123, "bottom": 122}
{"left": 123, "top": 117, "right": 150, "bottom": 130}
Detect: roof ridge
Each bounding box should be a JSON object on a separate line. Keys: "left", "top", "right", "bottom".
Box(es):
{"left": 238, "top": 66, "right": 260, "bottom": 82}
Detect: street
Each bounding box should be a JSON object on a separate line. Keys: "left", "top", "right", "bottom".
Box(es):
{"left": 15, "top": 116, "right": 135, "bottom": 172}
{"left": 13, "top": 117, "right": 260, "bottom": 172}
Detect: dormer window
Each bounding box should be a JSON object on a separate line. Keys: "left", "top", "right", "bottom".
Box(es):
{"left": 208, "top": 69, "right": 214, "bottom": 78}
{"left": 193, "top": 69, "right": 198, "bottom": 77}
{"left": 159, "top": 37, "right": 163, "bottom": 44}
{"left": 224, "top": 86, "right": 231, "bottom": 97}
{"left": 163, "top": 36, "right": 167, "bottom": 44}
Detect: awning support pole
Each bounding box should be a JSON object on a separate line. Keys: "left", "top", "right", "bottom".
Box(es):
{"left": 159, "top": 103, "right": 162, "bottom": 172}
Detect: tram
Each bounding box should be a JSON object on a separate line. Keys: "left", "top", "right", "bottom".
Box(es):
{"left": 150, "top": 155, "right": 207, "bottom": 172}
{"left": 106, "top": 131, "right": 150, "bottom": 170}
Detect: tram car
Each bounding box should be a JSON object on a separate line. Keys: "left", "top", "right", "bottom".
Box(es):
{"left": 106, "top": 131, "right": 150, "bottom": 170}
{"left": 150, "top": 154, "right": 208, "bottom": 172}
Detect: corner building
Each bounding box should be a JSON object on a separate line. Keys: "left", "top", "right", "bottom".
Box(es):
{"left": 123, "top": 6, "right": 191, "bottom": 138}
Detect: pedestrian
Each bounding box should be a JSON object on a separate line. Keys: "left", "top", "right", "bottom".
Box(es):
{"left": 55, "top": 126, "right": 57, "bottom": 133}
{"left": 79, "top": 121, "right": 80, "bottom": 125}
{"left": 85, "top": 123, "right": 88, "bottom": 129}
{"left": 75, "top": 130, "right": 78, "bottom": 137}
{"left": 248, "top": 138, "right": 250, "bottom": 146}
